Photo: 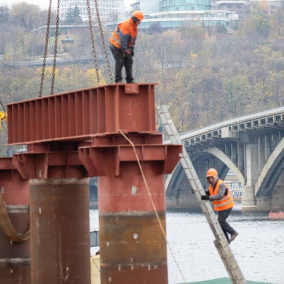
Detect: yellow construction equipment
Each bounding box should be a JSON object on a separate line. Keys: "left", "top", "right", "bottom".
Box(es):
{"left": 0, "top": 111, "right": 7, "bottom": 130}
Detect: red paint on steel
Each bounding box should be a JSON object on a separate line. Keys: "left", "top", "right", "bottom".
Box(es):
{"left": 79, "top": 143, "right": 181, "bottom": 177}
{"left": 7, "top": 84, "right": 156, "bottom": 145}
{"left": 29, "top": 178, "right": 90, "bottom": 284}
{"left": 78, "top": 133, "right": 182, "bottom": 283}
{"left": 4, "top": 83, "right": 181, "bottom": 284}
{"left": 0, "top": 158, "right": 31, "bottom": 284}
{"left": 98, "top": 162, "right": 166, "bottom": 212}
{"left": 0, "top": 171, "right": 29, "bottom": 205}
{"left": 12, "top": 151, "right": 88, "bottom": 180}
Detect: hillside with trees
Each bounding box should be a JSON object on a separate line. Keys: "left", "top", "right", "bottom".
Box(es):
{"left": 0, "top": 1, "right": 284, "bottom": 144}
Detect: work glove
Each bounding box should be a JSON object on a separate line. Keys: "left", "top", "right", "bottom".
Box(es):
{"left": 201, "top": 195, "right": 210, "bottom": 200}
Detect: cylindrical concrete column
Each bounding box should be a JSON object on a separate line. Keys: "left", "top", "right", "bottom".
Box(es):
{"left": 99, "top": 162, "right": 167, "bottom": 284}
{"left": 0, "top": 171, "right": 31, "bottom": 284}
{"left": 30, "top": 178, "right": 90, "bottom": 284}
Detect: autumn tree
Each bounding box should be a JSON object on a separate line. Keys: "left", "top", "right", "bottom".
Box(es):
{"left": 0, "top": 5, "right": 9, "bottom": 25}
{"left": 10, "top": 3, "right": 41, "bottom": 31}
{"left": 270, "top": 5, "right": 284, "bottom": 37}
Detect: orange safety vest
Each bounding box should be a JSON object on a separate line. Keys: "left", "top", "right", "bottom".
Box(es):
{"left": 109, "top": 18, "right": 138, "bottom": 50}
{"left": 209, "top": 179, "right": 234, "bottom": 211}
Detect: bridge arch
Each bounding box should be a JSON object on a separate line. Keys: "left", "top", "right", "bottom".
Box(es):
{"left": 206, "top": 147, "right": 246, "bottom": 186}
{"left": 255, "top": 137, "right": 284, "bottom": 197}
{"left": 166, "top": 147, "right": 245, "bottom": 193}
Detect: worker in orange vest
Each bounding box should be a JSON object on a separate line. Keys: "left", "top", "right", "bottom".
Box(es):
{"left": 109, "top": 10, "right": 144, "bottom": 83}
{"left": 201, "top": 168, "right": 238, "bottom": 243}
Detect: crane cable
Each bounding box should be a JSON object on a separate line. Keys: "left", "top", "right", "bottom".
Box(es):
{"left": 39, "top": 0, "right": 53, "bottom": 97}
{"left": 50, "top": 0, "right": 61, "bottom": 95}
{"left": 93, "top": 0, "right": 114, "bottom": 82}
{"left": 86, "top": 0, "right": 101, "bottom": 85}
{"left": 119, "top": 130, "right": 187, "bottom": 284}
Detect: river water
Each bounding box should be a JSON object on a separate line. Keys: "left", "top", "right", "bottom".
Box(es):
{"left": 90, "top": 204, "right": 284, "bottom": 284}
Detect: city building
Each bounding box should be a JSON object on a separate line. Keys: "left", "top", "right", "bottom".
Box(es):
{"left": 159, "top": 0, "right": 212, "bottom": 12}
{"left": 212, "top": 0, "right": 248, "bottom": 19}
{"left": 60, "top": 0, "right": 127, "bottom": 23}
{"left": 131, "top": 0, "right": 160, "bottom": 15}
{"left": 137, "top": 11, "right": 238, "bottom": 30}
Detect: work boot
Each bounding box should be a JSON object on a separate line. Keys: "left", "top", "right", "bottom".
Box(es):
{"left": 229, "top": 232, "right": 238, "bottom": 242}
{"left": 115, "top": 80, "right": 122, "bottom": 84}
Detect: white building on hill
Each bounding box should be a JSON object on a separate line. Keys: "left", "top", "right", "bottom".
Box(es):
{"left": 60, "top": 0, "right": 127, "bottom": 23}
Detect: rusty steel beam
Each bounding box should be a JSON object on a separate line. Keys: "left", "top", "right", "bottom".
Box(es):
{"left": 79, "top": 133, "right": 182, "bottom": 284}
{"left": 6, "top": 83, "right": 182, "bottom": 284}
{"left": 7, "top": 84, "right": 156, "bottom": 145}
{"left": 0, "top": 158, "right": 31, "bottom": 284}
{"left": 30, "top": 178, "right": 90, "bottom": 284}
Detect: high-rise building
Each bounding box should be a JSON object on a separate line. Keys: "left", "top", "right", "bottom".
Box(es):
{"left": 60, "top": 0, "right": 127, "bottom": 23}
{"left": 159, "top": 0, "right": 212, "bottom": 12}
{"left": 138, "top": 10, "right": 238, "bottom": 30}
{"left": 131, "top": 0, "right": 160, "bottom": 15}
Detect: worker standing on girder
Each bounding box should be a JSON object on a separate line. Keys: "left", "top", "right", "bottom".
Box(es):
{"left": 201, "top": 168, "right": 238, "bottom": 243}
{"left": 109, "top": 10, "right": 144, "bottom": 84}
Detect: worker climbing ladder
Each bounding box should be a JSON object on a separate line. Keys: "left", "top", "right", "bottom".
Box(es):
{"left": 157, "top": 105, "right": 246, "bottom": 284}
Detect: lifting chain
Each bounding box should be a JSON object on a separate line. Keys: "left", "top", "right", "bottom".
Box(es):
{"left": 86, "top": 0, "right": 101, "bottom": 85}
{"left": 51, "top": 0, "right": 61, "bottom": 95}
{"left": 93, "top": 0, "right": 114, "bottom": 82}
{"left": 39, "top": 0, "right": 52, "bottom": 97}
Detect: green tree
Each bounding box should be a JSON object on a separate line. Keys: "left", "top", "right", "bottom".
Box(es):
{"left": 65, "top": 6, "right": 82, "bottom": 25}
{"left": 10, "top": 3, "right": 41, "bottom": 31}
{"left": 0, "top": 5, "right": 10, "bottom": 25}
{"left": 73, "top": 5, "right": 82, "bottom": 25}
{"left": 65, "top": 7, "right": 74, "bottom": 25}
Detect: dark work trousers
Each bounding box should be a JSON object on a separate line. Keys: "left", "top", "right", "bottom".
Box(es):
{"left": 109, "top": 45, "right": 134, "bottom": 83}
{"left": 218, "top": 208, "right": 236, "bottom": 242}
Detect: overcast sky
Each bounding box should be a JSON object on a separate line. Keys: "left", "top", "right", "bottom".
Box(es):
{"left": 0, "top": 0, "right": 132, "bottom": 9}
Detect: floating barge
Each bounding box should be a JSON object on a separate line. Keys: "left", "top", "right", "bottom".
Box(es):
{"left": 269, "top": 207, "right": 284, "bottom": 220}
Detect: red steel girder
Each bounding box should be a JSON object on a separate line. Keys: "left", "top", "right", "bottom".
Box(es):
{"left": 7, "top": 84, "right": 156, "bottom": 145}
{"left": 12, "top": 151, "right": 88, "bottom": 180}
{"left": 79, "top": 144, "right": 181, "bottom": 177}
{"left": 78, "top": 132, "right": 181, "bottom": 177}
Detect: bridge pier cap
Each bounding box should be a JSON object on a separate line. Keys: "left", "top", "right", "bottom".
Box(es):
{"left": 6, "top": 83, "right": 182, "bottom": 284}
